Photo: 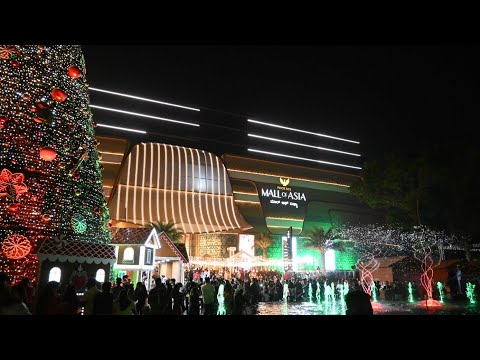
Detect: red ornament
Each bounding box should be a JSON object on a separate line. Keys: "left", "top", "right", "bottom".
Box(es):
{"left": 2, "top": 234, "right": 32, "bottom": 260}
{"left": 0, "top": 169, "right": 28, "bottom": 200}
{"left": 8, "top": 203, "right": 19, "bottom": 212}
{"left": 94, "top": 207, "right": 100, "bottom": 214}
{"left": 33, "top": 117, "right": 43, "bottom": 123}
{"left": 41, "top": 214, "right": 51, "bottom": 222}
{"left": 10, "top": 60, "right": 20, "bottom": 68}
{"left": 39, "top": 147, "right": 57, "bottom": 161}
{"left": 67, "top": 65, "right": 82, "bottom": 79}
{"left": 51, "top": 88, "right": 67, "bottom": 103}
{"left": 31, "top": 195, "right": 37, "bottom": 202}
{"left": 0, "top": 115, "right": 7, "bottom": 124}
{"left": 22, "top": 93, "right": 31, "bottom": 101}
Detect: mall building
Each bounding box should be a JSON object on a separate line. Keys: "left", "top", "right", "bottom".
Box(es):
{"left": 98, "top": 136, "right": 379, "bottom": 280}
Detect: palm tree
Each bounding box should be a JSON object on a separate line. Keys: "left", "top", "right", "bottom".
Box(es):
{"left": 150, "top": 220, "right": 184, "bottom": 243}
{"left": 255, "top": 232, "right": 273, "bottom": 259}
{"left": 304, "top": 226, "right": 336, "bottom": 267}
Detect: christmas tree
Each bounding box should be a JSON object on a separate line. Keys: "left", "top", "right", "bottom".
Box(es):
{"left": 0, "top": 45, "right": 111, "bottom": 284}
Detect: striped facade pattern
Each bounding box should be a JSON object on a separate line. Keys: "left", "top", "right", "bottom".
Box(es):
{"left": 109, "top": 143, "right": 251, "bottom": 233}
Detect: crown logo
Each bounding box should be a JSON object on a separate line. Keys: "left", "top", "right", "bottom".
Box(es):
{"left": 279, "top": 177, "right": 290, "bottom": 187}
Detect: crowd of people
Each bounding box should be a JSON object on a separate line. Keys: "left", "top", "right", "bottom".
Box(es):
{"left": 2, "top": 266, "right": 479, "bottom": 315}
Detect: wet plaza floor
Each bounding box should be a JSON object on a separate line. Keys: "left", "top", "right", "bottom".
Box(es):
{"left": 254, "top": 300, "right": 480, "bottom": 315}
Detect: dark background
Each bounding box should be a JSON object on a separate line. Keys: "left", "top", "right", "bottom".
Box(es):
{"left": 83, "top": 45, "right": 479, "bottom": 172}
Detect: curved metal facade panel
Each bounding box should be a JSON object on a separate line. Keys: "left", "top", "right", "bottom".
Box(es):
{"left": 109, "top": 143, "right": 251, "bottom": 233}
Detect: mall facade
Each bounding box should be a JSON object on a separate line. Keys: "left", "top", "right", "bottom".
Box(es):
{"left": 98, "top": 136, "right": 379, "bottom": 279}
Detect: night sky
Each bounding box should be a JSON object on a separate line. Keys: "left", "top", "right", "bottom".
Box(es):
{"left": 82, "top": 45, "right": 479, "bottom": 171}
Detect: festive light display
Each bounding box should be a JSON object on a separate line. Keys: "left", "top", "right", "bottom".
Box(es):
{"left": 0, "top": 45, "right": 111, "bottom": 284}
{"left": 337, "top": 225, "right": 395, "bottom": 296}
{"left": 466, "top": 282, "right": 476, "bottom": 304}
{"left": 401, "top": 226, "right": 449, "bottom": 302}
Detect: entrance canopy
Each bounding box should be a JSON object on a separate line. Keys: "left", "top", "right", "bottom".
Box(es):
{"left": 108, "top": 143, "right": 251, "bottom": 233}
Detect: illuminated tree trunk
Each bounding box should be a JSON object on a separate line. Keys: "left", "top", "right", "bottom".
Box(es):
{"left": 0, "top": 45, "right": 111, "bottom": 284}
{"left": 420, "top": 254, "right": 434, "bottom": 300}
{"left": 356, "top": 257, "right": 378, "bottom": 296}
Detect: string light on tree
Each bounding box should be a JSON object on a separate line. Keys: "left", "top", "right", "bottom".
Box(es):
{"left": 0, "top": 45, "right": 112, "bottom": 284}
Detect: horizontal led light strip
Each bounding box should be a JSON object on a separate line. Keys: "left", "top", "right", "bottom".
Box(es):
{"left": 96, "top": 123, "right": 146, "bottom": 134}
{"left": 248, "top": 148, "right": 362, "bottom": 170}
{"left": 89, "top": 87, "right": 200, "bottom": 112}
{"left": 234, "top": 199, "right": 260, "bottom": 204}
{"left": 248, "top": 119, "right": 359, "bottom": 144}
{"left": 90, "top": 105, "right": 200, "bottom": 127}
{"left": 268, "top": 225, "right": 303, "bottom": 230}
{"left": 98, "top": 151, "right": 125, "bottom": 156}
{"left": 232, "top": 191, "right": 258, "bottom": 195}
{"left": 228, "top": 169, "right": 350, "bottom": 187}
{"left": 248, "top": 134, "right": 360, "bottom": 157}
{"left": 99, "top": 160, "right": 122, "bottom": 165}
{"left": 266, "top": 216, "right": 304, "bottom": 222}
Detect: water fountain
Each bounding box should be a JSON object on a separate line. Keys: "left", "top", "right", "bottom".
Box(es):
{"left": 343, "top": 281, "right": 349, "bottom": 297}
{"left": 338, "top": 283, "right": 346, "bottom": 315}
{"left": 216, "top": 283, "right": 226, "bottom": 315}
{"left": 408, "top": 282, "right": 414, "bottom": 303}
{"left": 316, "top": 281, "right": 321, "bottom": 302}
{"left": 308, "top": 282, "right": 313, "bottom": 302}
{"left": 324, "top": 282, "right": 330, "bottom": 308}
{"left": 466, "top": 282, "right": 476, "bottom": 304}
{"left": 436, "top": 282, "right": 444, "bottom": 303}
{"left": 370, "top": 282, "right": 377, "bottom": 302}
{"left": 283, "top": 282, "right": 289, "bottom": 302}
{"left": 330, "top": 282, "right": 336, "bottom": 302}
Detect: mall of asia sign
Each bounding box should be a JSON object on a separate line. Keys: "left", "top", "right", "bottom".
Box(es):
{"left": 259, "top": 178, "right": 307, "bottom": 209}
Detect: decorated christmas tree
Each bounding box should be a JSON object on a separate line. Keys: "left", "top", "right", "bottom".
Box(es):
{"left": 0, "top": 45, "right": 111, "bottom": 284}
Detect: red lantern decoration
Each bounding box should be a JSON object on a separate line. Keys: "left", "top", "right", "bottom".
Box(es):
{"left": 67, "top": 65, "right": 82, "bottom": 79}
{"left": 51, "top": 88, "right": 67, "bottom": 102}
{"left": 39, "top": 147, "right": 57, "bottom": 161}
{"left": 8, "top": 203, "right": 19, "bottom": 212}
